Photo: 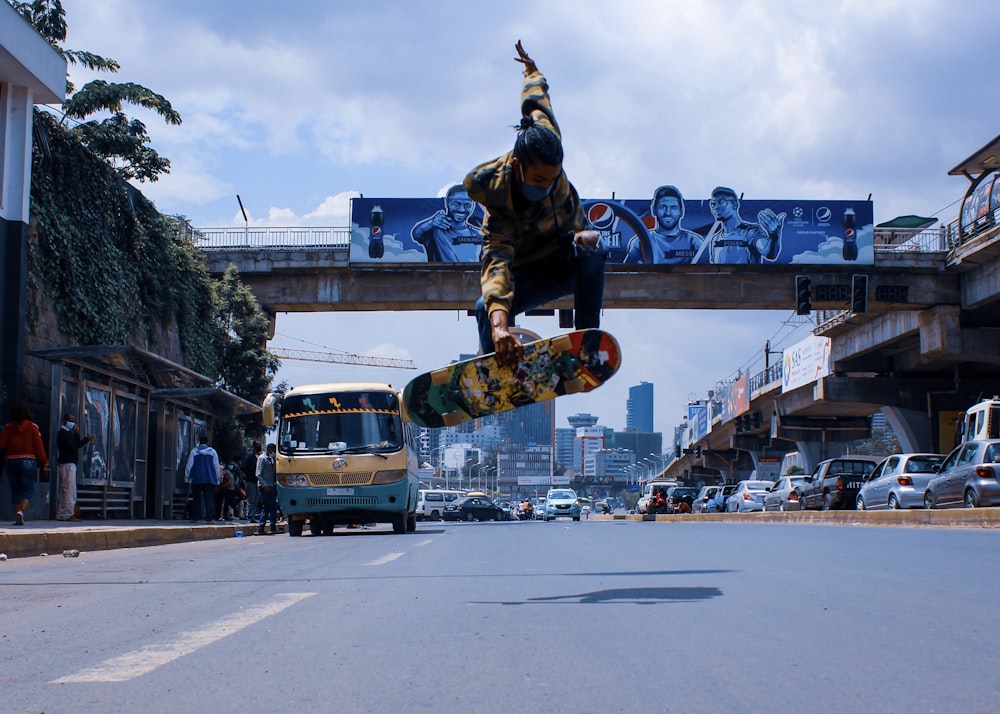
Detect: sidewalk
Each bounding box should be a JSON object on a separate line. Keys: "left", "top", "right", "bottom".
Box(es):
{"left": 0, "top": 518, "right": 275, "bottom": 559}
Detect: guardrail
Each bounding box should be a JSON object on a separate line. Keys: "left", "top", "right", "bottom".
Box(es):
{"left": 184, "top": 226, "right": 351, "bottom": 251}
{"left": 185, "top": 222, "right": 963, "bottom": 255}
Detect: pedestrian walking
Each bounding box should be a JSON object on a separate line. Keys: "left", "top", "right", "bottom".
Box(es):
{"left": 0, "top": 403, "right": 49, "bottom": 526}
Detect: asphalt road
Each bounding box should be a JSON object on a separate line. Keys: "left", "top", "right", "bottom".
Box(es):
{"left": 4, "top": 518, "right": 999, "bottom": 713}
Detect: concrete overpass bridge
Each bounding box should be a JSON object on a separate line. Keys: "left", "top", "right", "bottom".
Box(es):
{"left": 194, "top": 214, "right": 1000, "bottom": 480}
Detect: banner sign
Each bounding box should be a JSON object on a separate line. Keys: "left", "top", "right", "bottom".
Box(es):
{"left": 688, "top": 403, "right": 709, "bottom": 442}
{"left": 719, "top": 374, "right": 749, "bottom": 421}
{"left": 782, "top": 335, "right": 832, "bottom": 392}
{"left": 350, "top": 191, "right": 874, "bottom": 266}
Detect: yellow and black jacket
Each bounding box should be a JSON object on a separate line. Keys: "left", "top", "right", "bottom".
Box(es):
{"left": 464, "top": 69, "right": 589, "bottom": 318}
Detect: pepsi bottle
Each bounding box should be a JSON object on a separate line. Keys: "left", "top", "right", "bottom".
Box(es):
{"left": 369, "top": 205, "right": 385, "bottom": 259}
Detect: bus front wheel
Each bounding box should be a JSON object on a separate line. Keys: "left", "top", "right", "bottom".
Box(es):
{"left": 392, "top": 513, "right": 408, "bottom": 534}
{"left": 288, "top": 520, "right": 304, "bottom": 537}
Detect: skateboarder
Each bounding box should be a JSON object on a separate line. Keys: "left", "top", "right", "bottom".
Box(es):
{"left": 464, "top": 41, "right": 606, "bottom": 367}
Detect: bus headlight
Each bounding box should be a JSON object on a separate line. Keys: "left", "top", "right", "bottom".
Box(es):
{"left": 279, "top": 474, "right": 309, "bottom": 487}
{"left": 371, "top": 469, "right": 407, "bottom": 485}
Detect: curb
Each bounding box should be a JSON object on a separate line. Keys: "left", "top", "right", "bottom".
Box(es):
{"left": 0, "top": 523, "right": 256, "bottom": 559}
{"left": 598, "top": 509, "right": 1000, "bottom": 528}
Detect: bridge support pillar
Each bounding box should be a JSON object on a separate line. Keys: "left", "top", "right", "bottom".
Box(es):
{"left": 265, "top": 310, "right": 276, "bottom": 340}
{"left": 881, "top": 406, "right": 930, "bottom": 453}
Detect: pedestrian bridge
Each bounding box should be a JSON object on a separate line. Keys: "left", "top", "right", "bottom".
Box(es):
{"left": 194, "top": 220, "right": 991, "bottom": 315}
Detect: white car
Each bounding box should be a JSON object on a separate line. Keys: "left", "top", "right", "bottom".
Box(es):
{"left": 544, "top": 489, "right": 582, "bottom": 521}
{"left": 725, "top": 480, "right": 773, "bottom": 513}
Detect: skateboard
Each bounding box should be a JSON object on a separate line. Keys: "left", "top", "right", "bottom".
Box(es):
{"left": 402, "top": 329, "right": 621, "bottom": 429}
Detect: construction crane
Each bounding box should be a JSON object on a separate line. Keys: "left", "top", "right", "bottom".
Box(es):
{"left": 269, "top": 347, "right": 416, "bottom": 370}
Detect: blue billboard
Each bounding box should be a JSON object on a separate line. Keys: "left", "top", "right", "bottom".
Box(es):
{"left": 349, "top": 188, "right": 873, "bottom": 266}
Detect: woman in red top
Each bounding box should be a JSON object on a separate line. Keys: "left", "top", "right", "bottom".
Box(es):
{"left": 0, "top": 402, "right": 49, "bottom": 526}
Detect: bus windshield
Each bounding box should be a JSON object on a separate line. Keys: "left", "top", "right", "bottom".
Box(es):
{"left": 278, "top": 390, "right": 403, "bottom": 455}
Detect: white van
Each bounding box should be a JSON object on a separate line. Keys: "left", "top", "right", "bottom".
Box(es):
{"left": 416, "top": 489, "right": 461, "bottom": 521}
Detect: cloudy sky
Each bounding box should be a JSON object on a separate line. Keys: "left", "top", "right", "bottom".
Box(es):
{"left": 54, "top": 0, "right": 998, "bottom": 437}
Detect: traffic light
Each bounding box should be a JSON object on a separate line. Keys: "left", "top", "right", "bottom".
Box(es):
{"left": 674, "top": 444, "right": 681, "bottom": 459}
{"left": 795, "top": 275, "right": 812, "bottom": 315}
{"left": 752, "top": 411, "right": 761, "bottom": 429}
{"left": 694, "top": 445, "right": 702, "bottom": 458}
{"left": 851, "top": 274, "right": 868, "bottom": 314}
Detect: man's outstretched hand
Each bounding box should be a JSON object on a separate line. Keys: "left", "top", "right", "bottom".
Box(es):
{"left": 514, "top": 40, "right": 538, "bottom": 76}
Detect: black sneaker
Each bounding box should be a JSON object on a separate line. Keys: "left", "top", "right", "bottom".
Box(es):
{"left": 13, "top": 511, "right": 24, "bottom": 526}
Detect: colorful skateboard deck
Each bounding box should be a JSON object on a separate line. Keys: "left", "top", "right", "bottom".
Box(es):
{"left": 402, "top": 329, "right": 621, "bottom": 429}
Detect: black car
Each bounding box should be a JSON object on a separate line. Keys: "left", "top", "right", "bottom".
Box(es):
{"left": 442, "top": 496, "right": 504, "bottom": 522}
{"left": 666, "top": 486, "right": 699, "bottom": 514}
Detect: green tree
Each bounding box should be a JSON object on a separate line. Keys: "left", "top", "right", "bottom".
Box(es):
{"left": 213, "top": 265, "right": 281, "bottom": 406}
{"left": 10, "top": 0, "right": 181, "bottom": 181}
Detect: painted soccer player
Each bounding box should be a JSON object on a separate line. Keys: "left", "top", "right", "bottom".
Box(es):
{"left": 705, "top": 186, "right": 785, "bottom": 264}
{"left": 624, "top": 185, "right": 704, "bottom": 264}
{"left": 410, "top": 185, "right": 482, "bottom": 262}
{"left": 464, "top": 41, "right": 605, "bottom": 366}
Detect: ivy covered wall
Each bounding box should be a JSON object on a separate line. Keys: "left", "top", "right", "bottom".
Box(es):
{"left": 26, "top": 110, "right": 219, "bottom": 376}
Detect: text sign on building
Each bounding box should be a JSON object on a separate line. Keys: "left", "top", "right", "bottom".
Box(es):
{"left": 782, "top": 335, "right": 832, "bottom": 392}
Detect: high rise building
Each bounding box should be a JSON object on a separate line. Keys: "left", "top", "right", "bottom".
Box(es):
{"left": 566, "top": 412, "right": 599, "bottom": 429}
{"left": 626, "top": 381, "right": 654, "bottom": 432}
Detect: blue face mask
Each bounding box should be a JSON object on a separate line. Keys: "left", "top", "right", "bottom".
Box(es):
{"left": 65, "top": 421, "right": 75, "bottom": 429}
{"left": 519, "top": 181, "right": 554, "bottom": 203}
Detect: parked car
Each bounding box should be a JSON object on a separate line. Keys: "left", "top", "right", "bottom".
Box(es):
{"left": 725, "top": 480, "right": 773, "bottom": 513}
{"left": 799, "top": 456, "right": 881, "bottom": 511}
{"left": 692, "top": 486, "right": 721, "bottom": 514}
{"left": 637, "top": 479, "right": 678, "bottom": 514}
{"left": 762, "top": 476, "right": 809, "bottom": 511}
{"left": 544, "top": 488, "right": 582, "bottom": 521}
{"left": 442, "top": 496, "right": 504, "bottom": 522}
{"left": 856, "top": 453, "right": 944, "bottom": 510}
{"left": 705, "top": 484, "right": 737, "bottom": 513}
{"left": 666, "top": 486, "right": 699, "bottom": 513}
{"left": 924, "top": 439, "right": 1000, "bottom": 509}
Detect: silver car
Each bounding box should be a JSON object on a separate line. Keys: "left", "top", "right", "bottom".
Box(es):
{"left": 725, "top": 480, "right": 773, "bottom": 513}
{"left": 857, "top": 453, "right": 943, "bottom": 510}
{"left": 924, "top": 440, "right": 1000, "bottom": 509}
{"left": 692, "top": 486, "right": 721, "bottom": 514}
{"left": 762, "top": 476, "right": 808, "bottom": 511}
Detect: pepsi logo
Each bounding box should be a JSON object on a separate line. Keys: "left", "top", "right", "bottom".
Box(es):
{"left": 816, "top": 207, "right": 832, "bottom": 222}
{"left": 588, "top": 203, "right": 617, "bottom": 230}
{"left": 844, "top": 228, "right": 855, "bottom": 238}
{"left": 370, "top": 226, "right": 382, "bottom": 237}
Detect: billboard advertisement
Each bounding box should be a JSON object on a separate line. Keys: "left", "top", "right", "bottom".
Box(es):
{"left": 782, "top": 335, "right": 832, "bottom": 392}
{"left": 688, "top": 403, "right": 709, "bottom": 442}
{"left": 350, "top": 190, "right": 874, "bottom": 266}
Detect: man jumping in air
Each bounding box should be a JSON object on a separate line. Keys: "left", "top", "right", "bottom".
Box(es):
{"left": 464, "top": 41, "right": 605, "bottom": 366}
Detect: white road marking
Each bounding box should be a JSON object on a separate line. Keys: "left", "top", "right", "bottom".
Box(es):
{"left": 414, "top": 539, "right": 433, "bottom": 547}
{"left": 366, "top": 552, "right": 404, "bottom": 566}
{"left": 51, "top": 592, "right": 315, "bottom": 683}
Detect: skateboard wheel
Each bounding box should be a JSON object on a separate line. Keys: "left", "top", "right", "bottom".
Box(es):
{"left": 431, "top": 369, "right": 452, "bottom": 385}
{"left": 563, "top": 378, "right": 584, "bottom": 394}
{"left": 441, "top": 411, "right": 465, "bottom": 427}
{"left": 552, "top": 335, "right": 573, "bottom": 352}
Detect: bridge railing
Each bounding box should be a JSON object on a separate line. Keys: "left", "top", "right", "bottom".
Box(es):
{"left": 873, "top": 222, "right": 954, "bottom": 253}
{"left": 184, "top": 226, "right": 351, "bottom": 251}
{"left": 186, "top": 218, "right": 969, "bottom": 256}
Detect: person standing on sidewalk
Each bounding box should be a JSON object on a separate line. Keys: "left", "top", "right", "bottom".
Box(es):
{"left": 184, "top": 434, "right": 221, "bottom": 523}
{"left": 256, "top": 443, "right": 278, "bottom": 535}
{"left": 55, "top": 413, "right": 95, "bottom": 521}
{"left": 240, "top": 441, "right": 262, "bottom": 521}
{"left": 0, "top": 403, "right": 49, "bottom": 526}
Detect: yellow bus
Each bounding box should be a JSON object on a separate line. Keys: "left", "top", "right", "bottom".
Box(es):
{"left": 261, "top": 382, "right": 420, "bottom": 536}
